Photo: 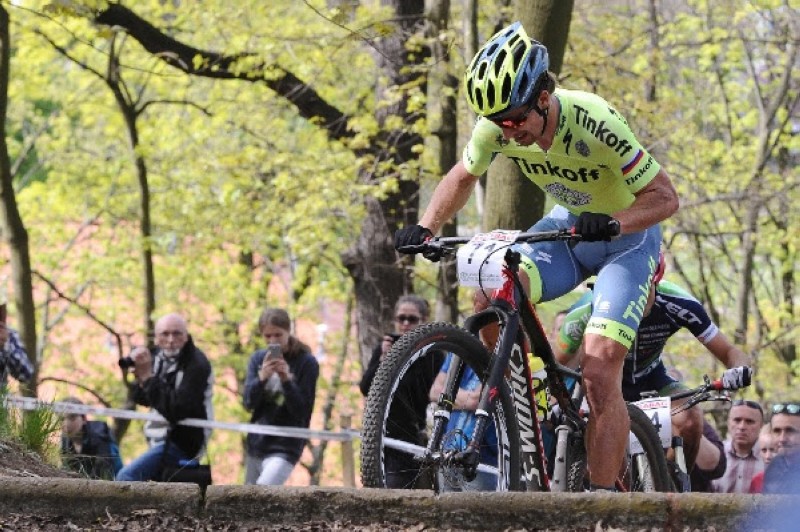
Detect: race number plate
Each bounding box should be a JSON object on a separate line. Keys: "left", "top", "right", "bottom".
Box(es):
{"left": 456, "top": 230, "right": 520, "bottom": 288}
{"left": 630, "top": 396, "right": 672, "bottom": 453}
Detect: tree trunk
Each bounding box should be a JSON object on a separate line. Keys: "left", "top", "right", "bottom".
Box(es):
{"left": 0, "top": 7, "right": 38, "bottom": 397}
{"left": 483, "top": 0, "right": 574, "bottom": 232}
{"left": 343, "top": 0, "right": 428, "bottom": 364}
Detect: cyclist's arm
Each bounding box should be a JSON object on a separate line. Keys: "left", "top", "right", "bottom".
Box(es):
{"left": 613, "top": 169, "right": 679, "bottom": 234}
{"left": 703, "top": 331, "right": 750, "bottom": 368}
{"left": 419, "top": 161, "right": 480, "bottom": 234}
{"left": 695, "top": 434, "right": 724, "bottom": 475}
{"left": 429, "top": 371, "right": 446, "bottom": 402}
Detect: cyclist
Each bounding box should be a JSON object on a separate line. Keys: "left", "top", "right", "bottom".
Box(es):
{"left": 556, "top": 252, "right": 752, "bottom": 476}
{"left": 395, "top": 21, "right": 679, "bottom": 491}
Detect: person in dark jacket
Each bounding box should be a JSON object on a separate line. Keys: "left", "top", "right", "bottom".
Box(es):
{"left": 116, "top": 313, "right": 214, "bottom": 481}
{"left": 61, "top": 397, "right": 121, "bottom": 480}
{"left": 243, "top": 307, "right": 319, "bottom": 485}
{"left": 359, "top": 294, "right": 435, "bottom": 488}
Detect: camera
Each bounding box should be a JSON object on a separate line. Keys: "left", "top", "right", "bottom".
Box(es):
{"left": 387, "top": 332, "right": 402, "bottom": 341}
{"left": 118, "top": 356, "right": 136, "bottom": 369}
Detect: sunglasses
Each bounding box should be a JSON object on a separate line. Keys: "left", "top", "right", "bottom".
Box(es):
{"left": 732, "top": 399, "right": 764, "bottom": 415}
{"left": 395, "top": 314, "right": 421, "bottom": 325}
{"left": 490, "top": 101, "right": 537, "bottom": 129}
{"left": 772, "top": 403, "right": 800, "bottom": 416}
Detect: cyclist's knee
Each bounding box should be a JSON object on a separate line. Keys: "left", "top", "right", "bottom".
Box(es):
{"left": 473, "top": 289, "right": 489, "bottom": 313}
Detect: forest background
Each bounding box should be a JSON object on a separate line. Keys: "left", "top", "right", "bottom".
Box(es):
{"left": 0, "top": 0, "right": 796, "bottom": 486}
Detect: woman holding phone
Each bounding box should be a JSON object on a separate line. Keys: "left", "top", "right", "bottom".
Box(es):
{"left": 243, "top": 307, "right": 319, "bottom": 485}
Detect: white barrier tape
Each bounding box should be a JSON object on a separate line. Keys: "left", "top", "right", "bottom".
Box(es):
{"left": 3, "top": 395, "right": 359, "bottom": 442}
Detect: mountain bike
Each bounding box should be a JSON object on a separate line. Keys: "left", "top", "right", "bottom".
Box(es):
{"left": 632, "top": 374, "right": 743, "bottom": 492}
{"left": 360, "top": 229, "right": 672, "bottom": 493}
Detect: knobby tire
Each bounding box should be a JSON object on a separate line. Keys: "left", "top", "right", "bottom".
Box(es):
{"left": 360, "top": 322, "right": 523, "bottom": 492}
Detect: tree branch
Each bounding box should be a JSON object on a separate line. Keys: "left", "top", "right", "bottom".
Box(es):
{"left": 95, "top": 4, "right": 354, "bottom": 140}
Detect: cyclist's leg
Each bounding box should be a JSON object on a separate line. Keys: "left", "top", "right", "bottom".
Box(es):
{"left": 582, "top": 334, "right": 629, "bottom": 488}
{"left": 574, "top": 223, "right": 662, "bottom": 489}
{"left": 476, "top": 206, "right": 584, "bottom": 347}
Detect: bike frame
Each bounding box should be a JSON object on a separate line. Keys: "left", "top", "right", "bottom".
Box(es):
{"left": 427, "top": 245, "right": 584, "bottom": 492}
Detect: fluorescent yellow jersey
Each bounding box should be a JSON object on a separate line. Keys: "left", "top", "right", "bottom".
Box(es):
{"left": 463, "top": 88, "right": 661, "bottom": 215}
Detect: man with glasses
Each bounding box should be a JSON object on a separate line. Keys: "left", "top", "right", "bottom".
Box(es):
{"left": 762, "top": 403, "right": 800, "bottom": 494}
{"left": 395, "top": 21, "right": 679, "bottom": 491}
{"left": 359, "top": 294, "right": 432, "bottom": 488}
{"left": 116, "top": 313, "right": 214, "bottom": 482}
{"left": 712, "top": 399, "right": 765, "bottom": 493}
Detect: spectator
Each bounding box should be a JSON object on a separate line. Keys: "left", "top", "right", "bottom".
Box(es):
{"left": 359, "top": 294, "right": 433, "bottom": 488}
{"left": 428, "top": 353, "right": 497, "bottom": 491}
{"left": 762, "top": 402, "right": 800, "bottom": 494}
{"left": 359, "top": 295, "right": 431, "bottom": 396}
{"left": 60, "top": 397, "right": 121, "bottom": 480}
{"left": 690, "top": 419, "right": 726, "bottom": 492}
{"left": 0, "top": 319, "right": 34, "bottom": 391}
{"left": 711, "top": 399, "right": 764, "bottom": 493}
{"left": 116, "top": 313, "right": 214, "bottom": 482}
{"left": 243, "top": 308, "right": 319, "bottom": 486}
{"left": 749, "top": 423, "right": 778, "bottom": 493}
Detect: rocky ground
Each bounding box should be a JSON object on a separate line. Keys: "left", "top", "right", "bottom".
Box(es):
{"left": 0, "top": 438, "right": 424, "bottom": 531}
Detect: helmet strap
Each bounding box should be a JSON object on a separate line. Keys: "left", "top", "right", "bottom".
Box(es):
{"left": 533, "top": 104, "right": 548, "bottom": 135}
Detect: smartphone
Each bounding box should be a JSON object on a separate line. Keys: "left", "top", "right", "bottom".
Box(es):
{"left": 266, "top": 344, "right": 283, "bottom": 360}
{"left": 386, "top": 333, "right": 402, "bottom": 341}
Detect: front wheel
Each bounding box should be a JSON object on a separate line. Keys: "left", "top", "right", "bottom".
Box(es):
{"left": 360, "top": 322, "right": 522, "bottom": 492}
{"left": 623, "top": 403, "right": 673, "bottom": 492}
{"left": 565, "top": 403, "right": 672, "bottom": 492}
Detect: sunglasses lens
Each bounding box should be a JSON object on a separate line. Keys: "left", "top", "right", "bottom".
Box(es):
{"left": 772, "top": 403, "right": 800, "bottom": 415}
{"left": 396, "top": 315, "right": 420, "bottom": 324}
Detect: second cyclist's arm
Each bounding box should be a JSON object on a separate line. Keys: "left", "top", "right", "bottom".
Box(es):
{"left": 613, "top": 169, "right": 679, "bottom": 234}
{"left": 704, "top": 331, "right": 750, "bottom": 368}
{"left": 419, "top": 161, "right": 480, "bottom": 234}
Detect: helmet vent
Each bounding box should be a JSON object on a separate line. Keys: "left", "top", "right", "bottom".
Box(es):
{"left": 512, "top": 41, "right": 526, "bottom": 70}
{"left": 475, "top": 89, "right": 484, "bottom": 109}
{"left": 508, "top": 34, "right": 519, "bottom": 48}
{"left": 494, "top": 50, "right": 507, "bottom": 76}
{"left": 501, "top": 74, "right": 511, "bottom": 101}
{"left": 486, "top": 43, "right": 499, "bottom": 57}
{"left": 477, "top": 61, "right": 488, "bottom": 80}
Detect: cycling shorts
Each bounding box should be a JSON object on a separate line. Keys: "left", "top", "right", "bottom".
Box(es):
{"left": 621, "top": 361, "right": 688, "bottom": 402}
{"left": 512, "top": 205, "right": 661, "bottom": 349}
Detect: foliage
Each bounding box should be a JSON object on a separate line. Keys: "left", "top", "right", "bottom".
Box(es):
{"left": 0, "top": 393, "right": 61, "bottom": 463}
{"left": 0, "top": 0, "right": 796, "bottom": 485}
{"left": 567, "top": 0, "right": 798, "bottom": 401}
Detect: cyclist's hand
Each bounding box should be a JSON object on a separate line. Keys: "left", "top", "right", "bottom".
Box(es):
{"left": 572, "top": 212, "right": 620, "bottom": 242}
{"left": 722, "top": 366, "right": 753, "bottom": 390}
{"left": 394, "top": 224, "right": 433, "bottom": 253}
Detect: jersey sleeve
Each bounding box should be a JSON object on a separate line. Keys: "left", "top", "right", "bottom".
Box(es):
{"left": 557, "top": 291, "right": 594, "bottom": 355}
{"left": 656, "top": 281, "right": 719, "bottom": 343}
{"left": 462, "top": 118, "right": 503, "bottom": 176}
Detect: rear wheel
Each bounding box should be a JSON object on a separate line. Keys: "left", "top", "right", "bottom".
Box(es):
{"left": 360, "top": 322, "right": 522, "bottom": 492}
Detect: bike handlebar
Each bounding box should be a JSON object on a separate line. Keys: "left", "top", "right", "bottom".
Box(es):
{"left": 397, "top": 229, "right": 583, "bottom": 257}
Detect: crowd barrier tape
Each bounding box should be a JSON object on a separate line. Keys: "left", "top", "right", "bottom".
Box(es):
{"left": 3, "top": 395, "right": 360, "bottom": 442}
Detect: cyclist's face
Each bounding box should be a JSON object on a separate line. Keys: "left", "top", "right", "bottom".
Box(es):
{"left": 494, "top": 92, "right": 548, "bottom": 146}
{"left": 771, "top": 414, "right": 800, "bottom": 455}
{"left": 727, "top": 404, "right": 763, "bottom": 449}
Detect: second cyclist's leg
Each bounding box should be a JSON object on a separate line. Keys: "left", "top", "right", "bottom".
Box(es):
{"left": 582, "top": 334, "right": 629, "bottom": 489}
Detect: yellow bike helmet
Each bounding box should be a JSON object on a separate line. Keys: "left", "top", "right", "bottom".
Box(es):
{"left": 464, "top": 22, "right": 550, "bottom": 118}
